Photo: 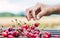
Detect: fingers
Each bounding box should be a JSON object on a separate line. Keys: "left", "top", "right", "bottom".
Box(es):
{"left": 34, "top": 4, "right": 41, "bottom": 14}
{"left": 32, "top": 5, "right": 41, "bottom": 20}
{"left": 37, "top": 10, "right": 46, "bottom": 20}
{"left": 32, "top": 10, "right": 37, "bottom": 20}
{"left": 26, "top": 8, "right": 37, "bottom": 20}
{"left": 26, "top": 3, "right": 44, "bottom": 20}
{"left": 26, "top": 5, "right": 41, "bottom": 20}
{"left": 26, "top": 8, "right": 32, "bottom": 21}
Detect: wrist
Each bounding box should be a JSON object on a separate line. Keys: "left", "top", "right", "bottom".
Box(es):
{"left": 48, "top": 6, "right": 56, "bottom": 14}
{"left": 51, "top": 5, "right": 60, "bottom": 14}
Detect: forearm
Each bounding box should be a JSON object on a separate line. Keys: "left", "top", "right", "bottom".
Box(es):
{"left": 52, "top": 5, "right": 60, "bottom": 14}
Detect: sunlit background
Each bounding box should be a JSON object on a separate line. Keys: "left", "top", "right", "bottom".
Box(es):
{"left": 0, "top": 0, "right": 59, "bottom": 30}
{"left": 0, "top": 0, "right": 60, "bottom": 17}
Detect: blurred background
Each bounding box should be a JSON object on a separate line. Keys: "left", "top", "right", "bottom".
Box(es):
{"left": 0, "top": 0, "right": 60, "bottom": 17}
{"left": 0, "top": 0, "right": 60, "bottom": 30}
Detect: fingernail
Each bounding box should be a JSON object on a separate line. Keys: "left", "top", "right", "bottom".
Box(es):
{"left": 28, "top": 18, "right": 30, "bottom": 21}
{"left": 33, "top": 18, "right": 37, "bottom": 20}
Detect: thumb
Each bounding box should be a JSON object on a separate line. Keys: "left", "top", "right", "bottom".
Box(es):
{"left": 37, "top": 11, "right": 46, "bottom": 20}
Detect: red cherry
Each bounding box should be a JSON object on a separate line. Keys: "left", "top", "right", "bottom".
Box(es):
{"left": 33, "top": 36, "right": 40, "bottom": 38}
{"left": 2, "top": 30, "right": 6, "bottom": 32}
{"left": 43, "top": 34, "right": 49, "bottom": 38}
{"left": 18, "top": 35, "right": 28, "bottom": 38}
{"left": 33, "top": 34, "right": 38, "bottom": 37}
{"left": 8, "top": 31, "right": 13, "bottom": 35}
{"left": 2, "top": 32, "right": 8, "bottom": 37}
{"left": 33, "top": 18, "right": 37, "bottom": 20}
{"left": 13, "top": 31, "right": 19, "bottom": 37}
{"left": 8, "top": 28, "right": 15, "bottom": 31}
{"left": 25, "top": 25, "right": 29, "bottom": 29}
{"left": 27, "top": 28, "right": 31, "bottom": 32}
{"left": 30, "top": 26, "right": 35, "bottom": 30}
{"left": 34, "top": 22, "right": 39, "bottom": 27}
{"left": 54, "top": 35, "right": 59, "bottom": 38}
{"left": 27, "top": 32, "right": 33, "bottom": 37}
{"left": 33, "top": 34, "right": 40, "bottom": 38}
{"left": 45, "top": 32, "right": 51, "bottom": 37}
{"left": 8, "top": 35, "right": 14, "bottom": 38}
{"left": 34, "top": 31, "right": 39, "bottom": 34}
{"left": 3, "top": 30, "right": 8, "bottom": 33}
{"left": 22, "top": 25, "right": 29, "bottom": 29}
{"left": 34, "top": 29, "right": 41, "bottom": 35}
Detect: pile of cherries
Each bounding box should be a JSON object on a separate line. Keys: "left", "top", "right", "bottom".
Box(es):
{"left": 2, "top": 22, "right": 51, "bottom": 38}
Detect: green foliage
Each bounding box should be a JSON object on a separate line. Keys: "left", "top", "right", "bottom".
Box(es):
{"left": 0, "top": 11, "right": 26, "bottom": 17}
{"left": 0, "top": 12, "right": 15, "bottom": 17}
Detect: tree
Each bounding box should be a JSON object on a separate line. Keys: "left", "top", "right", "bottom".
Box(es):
{"left": 0, "top": 12, "right": 15, "bottom": 17}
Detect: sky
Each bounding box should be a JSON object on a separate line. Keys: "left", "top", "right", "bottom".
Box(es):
{"left": 0, "top": 0, "right": 60, "bottom": 14}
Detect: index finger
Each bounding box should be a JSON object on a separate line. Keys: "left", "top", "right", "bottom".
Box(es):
{"left": 26, "top": 8, "right": 32, "bottom": 20}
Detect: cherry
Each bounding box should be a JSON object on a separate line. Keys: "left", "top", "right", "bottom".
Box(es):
{"left": 22, "top": 25, "right": 29, "bottom": 29}
{"left": 8, "top": 28, "right": 15, "bottom": 31}
{"left": 2, "top": 30, "right": 8, "bottom": 33}
{"left": 26, "top": 25, "right": 29, "bottom": 29}
{"left": 27, "top": 28, "right": 31, "bottom": 32}
{"left": 33, "top": 34, "right": 40, "bottom": 38}
{"left": 43, "top": 34, "right": 49, "bottom": 38}
{"left": 45, "top": 32, "right": 51, "bottom": 37}
{"left": 33, "top": 34, "right": 38, "bottom": 37}
{"left": 30, "top": 26, "right": 35, "bottom": 30}
{"left": 8, "top": 35, "right": 14, "bottom": 38}
{"left": 34, "top": 29, "right": 40, "bottom": 31}
{"left": 8, "top": 31, "right": 13, "bottom": 35}
{"left": 12, "top": 31, "right": 19, "bottom": 37}
{"left": 34, "top": 31, "right": 39, "bottom": 34}
{"left": 33, "top": 36, "right": 40, "bottom": 38}
{"left": 2, "top": 30, "right": 6, "bottom": 32}
{"left": 34, "top": 22, "right": 39, "bottom": 27}
{"left": 27, "top": 32, "right": 33, "bottom": 37}
{"left": 2, "top": 32, "right": 8, "bottom": 37}
{"left": 54, "top": 35, "right": 59, "bottom": 38}
{"left": 18, "top": 35, "right": 28, "bottom": 38}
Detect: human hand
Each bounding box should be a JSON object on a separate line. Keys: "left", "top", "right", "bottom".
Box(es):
{"left": 26, "top": 3, "right": 55, "bottom": 20}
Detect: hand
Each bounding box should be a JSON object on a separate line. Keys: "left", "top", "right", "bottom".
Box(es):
{"left": 26, "top": 3, "right": 55, "bottom": 20}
